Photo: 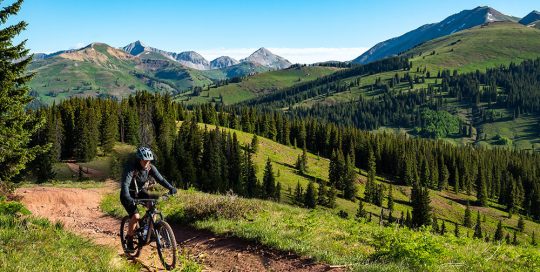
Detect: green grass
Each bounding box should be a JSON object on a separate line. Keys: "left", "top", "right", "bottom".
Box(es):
{"left": 101, "top": 189, "right": 540, "bottom": 272}
{"left": 0, "top": 200, "right": 139, "bottom": 272}
{"left": 176, "top": 66, "right": 340, "bottom": 105}
{"left": 186, "top": 123, "right": 540, "bottom": 244}
{"left": 408, "top": 22, "right": 540, "bottom": 73}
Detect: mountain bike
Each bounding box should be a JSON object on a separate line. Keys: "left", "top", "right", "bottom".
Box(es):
{"left": 120, "top": 194, "right": 177, "bottom": 270}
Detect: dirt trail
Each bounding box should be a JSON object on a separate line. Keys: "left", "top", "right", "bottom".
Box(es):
{"left": 16, "top": 182, "right": 344, "bottom": 272}
{"left": 65, "top": 162, "right": 106, "bottom": 178}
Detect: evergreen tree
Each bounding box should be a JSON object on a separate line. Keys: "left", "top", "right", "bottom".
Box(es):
{"left": 432, "top": 217, "right": 440, "bottom": 233}
{"left": 411, "top": 182, "right": 432, "bottom": 228}
{"left": 262, "top": 157, "right": 276, "bottom": 199}
{"left": 454, "top": 167, "right": 460, "bottom": 193}
{"left": 473, "top": 211, "right": 483, "bottom": 239}
{"left": 275, "top": 181, "right": 281, "bottom": 201}
{"left": 387, "top": 185, "right": 394, "bottom": 210}
{"left": 250, "top": 134, "right": 258, "bottom": 153}
{"left": 517, "top": 216, "right": 525, "bottom": 232}
{"left": 439, "top": 165, "right": 449, "bottom": 191}
{"left": 293, "top": 181, "right": 304, "bottom": 205}
{"left": 406, "top": 210, "right": 412, "bottom": 227}
{"left": 505, "top": 233, "right": 511, "bottom": 244}
{"left": 464, "top": 201, "right": 473, "bottom": 228}
{"left": 304, "top": 180, "right": 317, "bottom": 208}
{"left": 326, "top": 185, "right": 337, "bottom": 208}
{"left": 494, "top": 220, "right": 504, "bottom": 241}
{"left": 0, "top": 0, "right": 45, "bottom": 181}
{"left": 244, "top": 150, "right": 258, "bottom": 198}
{"left": 513, "top": 231, "right": 518, "bottom": 245}
{"left": 476, "top": 166, "right": 488, "bottom": 206}
{"left": 343, "top": 153, "right": 357, "bottom": 201}
{"left": 317, "top": 180, "right": 328, "bottom": 206}
{"left": 532, "top": 232, "right": 537, "bottom": 246}
{"left": 454, "top": 222, "right": 460, "bottom": 237}
{"left": 355, "top": 199, "right": 367, "bottom": 219}
{"left": 440, "top": 220, "right": 447, "bottom": 235}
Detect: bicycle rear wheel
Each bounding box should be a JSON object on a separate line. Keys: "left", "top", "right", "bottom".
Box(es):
{"left": 155, "top": 221, "right": 177, "bottom": 270}
{"left": 120, "top": 216, "right": 143, "bottom": 258}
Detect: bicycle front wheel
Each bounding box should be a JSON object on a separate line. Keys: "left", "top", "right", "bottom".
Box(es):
{"left": 120, "top": 216, "right": 142, "bottom": 258}
{"left": 155, "top": 221, "right": 177, "bottom": 270}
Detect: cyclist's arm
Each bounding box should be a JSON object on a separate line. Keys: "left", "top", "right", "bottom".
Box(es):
{"left": 150, "top": 164, "right": 175, "bottom": 191}
{"left": 121, "top": 167, "right": 136, "bottom": 203}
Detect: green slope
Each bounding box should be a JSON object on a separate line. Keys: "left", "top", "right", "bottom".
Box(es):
{"left": 407, "top": 22, "right": 540, "bottom": 73}
{"left": 176, "top": 65, "right": 340, "bottom": 105}
{"left": 27, "top": 43, "right": 278, "bottom": 105}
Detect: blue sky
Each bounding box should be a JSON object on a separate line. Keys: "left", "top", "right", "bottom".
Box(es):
{"left": 9, "top": 0, "right": 540, "bottom": 63}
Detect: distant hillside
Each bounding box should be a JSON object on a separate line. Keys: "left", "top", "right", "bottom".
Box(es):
{"left": 176, "top": 65, "right": 340, "bottom": 105}
{"left": 407, "top": 22, "right": 540, "bottom": 72}
{"left": 352, "top": 6, "right": 517, "bottom": 64}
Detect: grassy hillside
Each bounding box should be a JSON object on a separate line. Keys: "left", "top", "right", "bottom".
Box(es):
{"left": 176, "top": 65, "right": 340, "bottom": 105}
{"left": 0, "top": 200, "right": 138, "bottom": 271}
{"left": 407, "top": 22, "right": 540, "bottom": 73}
{"left": 101, "top": 187, "right": 540, "bottom": 272}
{"left": 27, "top": 44, "right": 276, "bottom": 105}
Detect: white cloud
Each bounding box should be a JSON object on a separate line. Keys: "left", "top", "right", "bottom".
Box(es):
{"left": 197, "top": 47, "right": 368, "bottom": 64}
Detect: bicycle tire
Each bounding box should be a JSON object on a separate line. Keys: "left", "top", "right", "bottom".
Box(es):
{"left": 155, "top": 221, "right": 177, "bottom": 270}
{"left": 120, "top": 216, "right": 143, "bottom": 258}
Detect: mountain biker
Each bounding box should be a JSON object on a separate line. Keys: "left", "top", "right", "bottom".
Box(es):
{"left": 120, "top": 146, "right": 177, "bottom": 253}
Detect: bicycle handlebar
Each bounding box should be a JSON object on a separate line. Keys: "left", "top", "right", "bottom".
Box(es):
{"left": 134, "top": 193, "right": 174, "bottom": 205}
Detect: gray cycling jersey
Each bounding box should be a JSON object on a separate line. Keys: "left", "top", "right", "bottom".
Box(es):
{"left": 120, "top": 161, "right": 174, "bottom": 203}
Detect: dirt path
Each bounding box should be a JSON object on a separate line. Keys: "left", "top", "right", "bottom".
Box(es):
{"left": 16, "top": 182, "right": 344, "bottom": 272}
{"left": 65, "top": 162, "right": 106, "bottom": 178}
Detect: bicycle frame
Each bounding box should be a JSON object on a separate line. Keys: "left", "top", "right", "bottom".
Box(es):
{"left": 136, "top": 198, "right": 165, "bottom": 245}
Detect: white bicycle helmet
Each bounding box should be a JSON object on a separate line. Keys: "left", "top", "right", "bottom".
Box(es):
{"left": 136, "top": 147, "right": 155, "bottom": 161}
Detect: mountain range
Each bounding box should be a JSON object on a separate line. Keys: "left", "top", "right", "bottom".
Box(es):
{"left": 352, "top": 6, "right": 537, "bottom": 64}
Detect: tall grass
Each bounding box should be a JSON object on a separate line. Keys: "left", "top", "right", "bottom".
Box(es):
{"left": 101, "top": 189, "right": 540, "bottom": 272}
{"left": 0, "top": 200, "right": 139, "bottom": 272}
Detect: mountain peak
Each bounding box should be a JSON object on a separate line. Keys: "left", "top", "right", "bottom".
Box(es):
{"left": 210, "top": 56, "right": 239, "bottom": 69}
{"left": 519, "top": 10, "right": 540, "bottom": 25}
{"left": 173, "top": 51, "right": 210, "bottom": 70}
{"left": 122, "top": 40, "right": 148, "bottom": 56}
{"left": 352, "top": 6, "right": 515, "bottom": 64}
{"left": 242, "top": 48, "right": 291, "bottom": 69}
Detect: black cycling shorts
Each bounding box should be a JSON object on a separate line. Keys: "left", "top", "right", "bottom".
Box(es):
{"left": 120, "top": 190, "right": 156, "bottom": 216}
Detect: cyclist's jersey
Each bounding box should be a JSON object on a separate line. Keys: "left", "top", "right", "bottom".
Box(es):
{"left": 120, "top": 160, "right": 174, "bottom": 202}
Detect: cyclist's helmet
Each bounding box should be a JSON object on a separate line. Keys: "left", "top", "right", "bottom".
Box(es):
{"left": 136, "top": 147, "right": 155, "bottom": 161}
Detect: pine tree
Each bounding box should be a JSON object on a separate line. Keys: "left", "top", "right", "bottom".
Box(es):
{"left": 262, "top": 157, "right": 276, "bottom": 199}
{"left": 275, "top": 182, "right": 281, "bottom": 201}
{"left": 317, "top": 180, "right": 328, "bottom": 206}
{"left": 387, "top": 185, "right": 394, "bottom": 210}
{"left": 532, "top": 232, "right": 537, "bottom": 246}
{"left": 0, "top": 0, "right": 44, "bottom": 181}
{"left": 494, "top": 220, "right": 504, "bottom": 241}
{"left": 513, "top": 231, "right": 518, "bottom": 245}
{"left": 293, "top": 181, "right": 304, "bottom": 205}
{"left": 326, "top": 185, "right": 337, "bottom": 208}
{"left": 244, "top": 150, "right": 258, "bottom": 198}
{"left": 304, "top": 180, "right": 317, "bottom": 208}
{"left": 411, "top": 181, "right": 432, "bottom": 228}
{"left": 473, "top": 211, "right": 483, "bottom": 239}
{"left": 355, "top": 199, "right": 367, "bottom": 219}
{"left": 505, "top": 233, "right": 511, "bottom": 244}
{"left": 343, "top": 153, "right": 357, "bottom": 201}
{"left": 432, "top": 217, "right": 440, "bottom": 233}
{"left": 517, "top": 216, "right": 525, "bottom": 232}
{"left": 250, "top": 134, "right": 258, "bottom": 153}
{"left": 439, "top": 165, "right": 449, "bottom": 191}
{"left": 454, "top": 222, "right": 460, "bottom": 237}
{"left": 454, "top": 167, "right": 460, "bottom": 193}
{"left": 406, "top": 210, "right": 412, "bottom": 228}
{"left": 476, "top": 166, "right": 488, "bottom": 206}
{"left": 464, "top": 201, "right": 473, "bottom": 228}
{"left": 440, "top": 220, "right": 447, "bottom": 235}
